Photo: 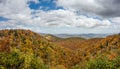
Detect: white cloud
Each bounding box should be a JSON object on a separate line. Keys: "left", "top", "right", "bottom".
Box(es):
{"left": 111, "top": 17, "right": 120, "bottom": 24}
{"left": 56, "top": 0, "right": 103, "bottom": 16}
{"left": 29, "top": 9, "right": 111, "bottom": 28}
{"left": 56, "top": 0, "right": 120, "bottom": 17}
{"left": 57, "top": 0, "right": 102, "bottom": 11}
{"left": 110, "top": 17, "right": 120, "bottom": 28}
{"left": 0, "top": 0, "right": 39, "bottom": 20}
{"left": 0, "top": 0, "right": 119, "bottom": 34}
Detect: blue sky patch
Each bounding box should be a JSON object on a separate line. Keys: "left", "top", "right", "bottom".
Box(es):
{"left": 29, "top": 0, "right": 63, "bottom": 11}
{"left": 0, "top": 17, "right": 9, "bottom": 21}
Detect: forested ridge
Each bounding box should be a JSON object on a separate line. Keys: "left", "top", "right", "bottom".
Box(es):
{"left": 0, "top": 29, "right": 120, "bottom": 69}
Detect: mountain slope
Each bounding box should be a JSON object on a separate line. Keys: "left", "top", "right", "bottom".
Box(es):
{"left": 0, "top": 29, "right": 120, "bottom": 69}
{"left": 44, "top": 33, "right": 120, "bottom": 66}
{"left": 76, "top": 34, "right": 120, "bottom": 61}
{"left": 0, "top": 29, "right": 73, "bottom": 69}
{"left": 54, "top": 37, "right": 85, "bottom": 50}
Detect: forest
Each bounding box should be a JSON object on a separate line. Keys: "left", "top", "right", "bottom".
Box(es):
{"left": 0, "top": 29, "right": 120, "bottom": 69}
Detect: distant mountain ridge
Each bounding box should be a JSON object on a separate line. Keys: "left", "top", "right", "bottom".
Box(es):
{"left": 40, "top": 33, "right": 112, "bottom": 39}
{"left": 54, "top": 33, "right": 111, "bottom": 39}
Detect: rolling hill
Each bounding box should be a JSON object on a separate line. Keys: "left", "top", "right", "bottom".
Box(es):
{"left": 0, "top": 29, "right": 120, "bottom": 69}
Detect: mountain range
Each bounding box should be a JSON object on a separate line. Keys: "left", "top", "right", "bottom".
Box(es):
{"left": 0, "top": 29, "right": 120, "bottom": 69}
{"left": 41, "top": 33, "right": 112, "bottom": 39}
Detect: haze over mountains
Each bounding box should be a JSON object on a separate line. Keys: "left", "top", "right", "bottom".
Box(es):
{"left": 40, "top": 32, "right": 113, "bottom": 39}
{"left": 53, "top": 33, "right": 110, "bottom": 39}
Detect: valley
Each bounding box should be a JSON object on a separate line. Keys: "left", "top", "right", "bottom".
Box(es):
{"left": 0, "top": 29, "right": 120, "bottom": 69}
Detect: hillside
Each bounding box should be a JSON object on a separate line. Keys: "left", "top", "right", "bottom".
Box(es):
{"left": 43, "top": 34, "right": 63, "bottom": 42}
{"left": 54, "top": 37, "right": 85, "bottom": 50}
{"left": 0, "top": 29, "right": 74, "bottom": 69}
{"left": 0, "top": 29, "right": 120, "bottom": 69}
{"left": 44, "top": 32, "right": 120, "bottom": 69}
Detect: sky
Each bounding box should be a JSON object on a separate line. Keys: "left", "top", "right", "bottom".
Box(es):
{"left": 0, "top": 0, "right": 120, "bottom": 34}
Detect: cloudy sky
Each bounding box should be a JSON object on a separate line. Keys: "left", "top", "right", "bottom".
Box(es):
{"left": 0, "top": 0, "right": 120, "bottom": 34}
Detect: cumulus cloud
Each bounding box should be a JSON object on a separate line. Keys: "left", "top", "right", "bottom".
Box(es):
{"left": 42, "top": 10, "right": 111, "bottom": 28}
{"left": 0, "top": 0, "right": 112, "bottom": 28}
{"left": 110, "top": 17, "right": 120, "bottom": 28}
{"left": 0, "top": 0, "right": 39, "bottom": 26}
{"left": 0, "top": 0, "right": 35, "bottom": 15}
{"left": 0, "top": 0, "right": 119, "bottom": 33}
{"left": 56, "top": 0, "right": 120, "bottom": 18}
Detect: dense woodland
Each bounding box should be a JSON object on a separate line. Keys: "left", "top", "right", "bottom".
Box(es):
{"left": 0, "top": 29, "right": 120, "bottom": 69}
